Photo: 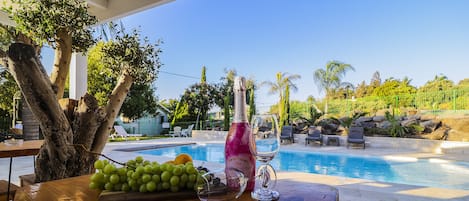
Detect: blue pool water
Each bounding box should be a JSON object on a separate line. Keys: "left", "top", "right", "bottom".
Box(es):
{"left": 137, "top": 143, "right": 469, "bottom": 190}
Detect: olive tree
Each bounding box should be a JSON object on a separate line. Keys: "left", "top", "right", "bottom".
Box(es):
{"left": 0, "top": 0, "right": 162, "bottom": 182}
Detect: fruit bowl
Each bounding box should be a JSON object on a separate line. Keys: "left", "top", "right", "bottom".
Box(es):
{"left": 4, "top": 138, "right": 24, "bottom": 146}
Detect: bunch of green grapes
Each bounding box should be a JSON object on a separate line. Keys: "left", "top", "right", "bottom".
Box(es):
{"left": 89, "top": 156, "right": 201, "bottom": 193}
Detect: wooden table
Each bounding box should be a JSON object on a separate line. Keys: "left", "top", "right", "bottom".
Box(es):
{"left": 0, "top": 140, "right": 43, "bottom": 201}
{"left": 15, "top": 172, "right": 339, "bottom": 201}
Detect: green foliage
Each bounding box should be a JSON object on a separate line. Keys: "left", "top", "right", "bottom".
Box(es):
{"left": 200, "top": 66, "right": 207, "bottom": 83}
{"left": 384, "top": 111, "right": 408, "bottom": 137}
{"left": 300, "top": 103, "right": 323, "bottom": 126}
{"left": 248, "top": 86, "right": 256, "bottom": 123}
{"left": 88, "top": 42, "right": 115, "bottom": 106}
{"left": 87, "top": 30, "right": 162, "bottom": 121}
{"left": 7, "top": 0, "right": 97, "bottom": 52}
{"left": 223, "top": 95, "right": 230, "bottom": 131}
{"left": 176, "top": 82, "right": 222, "bottom": 128}
{"left": 159, "top": 99, "right": 179, "bottom": 123}
{"left": 171, "top": 99, "right": 191, "bottom": 125}
{"left": 0, "top": 69, "right": 19, "bottom": 113}
{"left": 120, "top": 83, "right": 158, "bottom": 120}
{"left": 313, "top": 61, "right": 354, "bottom": 115}
{"left": 262, "top": 72, "right": 300, "bottom": 126}
{"left": 101, "top": 29, "right": 162, "bottom": 85}
{"left": 331, "top": 112, "right": 366, "bottom": 133}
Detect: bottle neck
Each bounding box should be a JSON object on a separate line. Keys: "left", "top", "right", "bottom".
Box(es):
{"left": 233, "top": 89, "right": 248, "bottom": 123}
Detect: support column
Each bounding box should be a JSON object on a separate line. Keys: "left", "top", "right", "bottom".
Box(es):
{"left": 69, "top": 53, "right": 87, "bottom": 99}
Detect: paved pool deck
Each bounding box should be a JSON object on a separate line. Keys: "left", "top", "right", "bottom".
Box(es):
{"left": 1, "top": 137, "right": 469, "bottom": 201}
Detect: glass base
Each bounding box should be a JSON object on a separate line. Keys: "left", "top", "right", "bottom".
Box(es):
{"left": 251, "top": 189, "right": 280, "bottom": 201}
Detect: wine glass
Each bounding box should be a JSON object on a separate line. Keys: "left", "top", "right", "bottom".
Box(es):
{"left": 249, "top": 114, "right": 280, "bottom": 200}
{"left": 196, "top": 167, "right": 247, "bottom": 201}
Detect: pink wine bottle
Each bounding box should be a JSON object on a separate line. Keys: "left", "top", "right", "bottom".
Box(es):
{"left": 225, "top": 76, "right": 256, "bottom": 191}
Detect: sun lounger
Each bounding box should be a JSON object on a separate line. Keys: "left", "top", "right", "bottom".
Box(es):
{"left": 347, "top": 126, "right": 365, "bottom": 149}
{"left": 113, "top": 125, "right": 142, "bottom": 139}
{"left": 305, "top": 126, "right": 322, "bottom": 146}
{"left": 280, "top": 125, "right": 294, "bottom": 143}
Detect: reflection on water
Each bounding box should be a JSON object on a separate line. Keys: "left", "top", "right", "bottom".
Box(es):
{"left": 137, "top": 143, "right": 469, "bottom": 190}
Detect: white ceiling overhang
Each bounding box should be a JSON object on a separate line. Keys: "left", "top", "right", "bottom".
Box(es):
{"left": 0, "top": 0, "right": 174, "bottom": 26}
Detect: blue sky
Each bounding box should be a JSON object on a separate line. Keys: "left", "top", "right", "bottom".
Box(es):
{"left": 43, "top": 0, "right": 469, "bottom": 111}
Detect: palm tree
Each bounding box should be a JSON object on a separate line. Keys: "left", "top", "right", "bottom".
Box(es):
{"left": 262, "top": 72, "right": 301, "bottom": 126}
{"left": 313, "top": 61, "right": 355, "bottom": 116}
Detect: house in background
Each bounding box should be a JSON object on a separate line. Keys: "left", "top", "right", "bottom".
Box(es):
{"left": 116, "top": 103, "right": 171, "bottom": 136}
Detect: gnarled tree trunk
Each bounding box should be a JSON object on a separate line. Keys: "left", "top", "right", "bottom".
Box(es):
{"left": 6, "top": 43, "right": 132, "bottom": 182}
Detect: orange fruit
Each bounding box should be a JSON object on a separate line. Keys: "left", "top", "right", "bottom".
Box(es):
{"left": 174, "top": 153, "right": 193, "bottom": 165}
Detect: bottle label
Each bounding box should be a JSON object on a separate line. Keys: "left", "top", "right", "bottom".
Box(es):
{"left": 226, "top": 154, "right": 255, "bottom": 190}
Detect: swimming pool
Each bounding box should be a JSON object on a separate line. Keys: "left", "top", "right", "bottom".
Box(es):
{"left": 137, "top": 143, "right": 469, "bottom": 190}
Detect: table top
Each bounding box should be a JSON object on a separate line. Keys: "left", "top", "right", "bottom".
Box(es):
{"left": 14, "top": 172, "right": 338, "bottom": 201}
{"left": 0, "top": 140, "right": 43, "bottom": 158}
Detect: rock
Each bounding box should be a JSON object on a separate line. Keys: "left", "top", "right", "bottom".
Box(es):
{"left": 360, "top": 121, "right": 376, "bottom": 128}
{"left": 407, "top": 114, "right": 421, "bottom": 121}
{"left": 357, "top": 116, "right": 373, "bottom": 123}
{"left": 401, "top": 119, "right": 417, "bottom": 127}
{"left": 420, "top": 120, "right": 442, "bottom": 133}
{"left": 377, "top": 121, "right": 391, "bottom": 129}
{"left": 373, "top": 116, "right": 386, "bottom": 122}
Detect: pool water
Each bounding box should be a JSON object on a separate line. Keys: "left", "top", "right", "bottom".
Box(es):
{"left": 137, "top": 143, "right": 469, "bottom": 190}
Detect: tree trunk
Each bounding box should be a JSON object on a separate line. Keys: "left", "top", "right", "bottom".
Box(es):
{"left": 7, "top": 43, "right": 75, "bottom": 182}
{"left": 92, "top": 70, "right": 133, "bottom": 153}
{"left": 49, "top": 29, "right": 72, "bottom": 99}
{"left": 6, "top": 42, "right": 134, "bottom": 182}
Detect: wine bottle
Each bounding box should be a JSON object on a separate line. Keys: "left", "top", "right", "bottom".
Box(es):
{"left": 225, "top": 76, "right": 256, "bottom": 191}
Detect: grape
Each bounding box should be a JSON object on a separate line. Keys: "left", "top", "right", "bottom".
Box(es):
{"left": 156, "top": 183, "right": 163, "bottom": 192}
{"left": 151, "top": 164, "right": 161, "bottom": 174}
{"left": 135, "top": 166, "right": 145, "bottom": 175}
{"left": 170, "top": 186, "right": 179, "bottom": 193}
{"left": 91, "top": 172, "right": 105, "bottom": 183}
{"left": 152, "top": 174, "right": 161, "bottom": 183}
{"left": 172, "top": 166, "right": 183, "bottom": 176}
{"left": 186, "top": 166, "right": 197, "bottom": 174}
{"left": 103, "top": 164, "right": 116, "bottom": 174}
{"left": 89, "top": 182, "right": 99, "bottom": 189}
{"left": 161, "top": 171, "right": 172, "bottom": 182}
{"left": 144, "top": 165, "right": 152, "bottom": 174}
{"left": 117, "top": 167, "right": 127, "bottom": 176}
{"left": 188, "top": 174, "right": 197, "bottom": 183}
{"left": 135, "top": 156, "right": 144, "bottom": 163}
{"left": 142, "top": 174, "right": 151, "bottom": 183}
{"left": 139, "top": 184, "right": 148, "bottom": 193}
{"left": 127, "top": 170, "right": 134, "bottom": 178}
{"left": 170, "top": 176, "right": 180, "bottom": 186}
{"left": 159, "top": 163, "right": 167, "bottom": 172}
{"left": 162, "top": 182, "right": 170, "bottom": 190}
{"left": 146, "top": 181, "right": 157, "bottom": 192}
{"left": 113, "top": 183, "right": 122, "bottom": 191}
{"left": 94, "top": 160, "right": 105, "bottom": 169}
{"left": 180, "top": 174, "right": 188, "bottom": 184}
{"left": 109, "top": 174, "right": 120, "bottom": 184}
{"left": 166, "top": 164, "right": 175, "bottom": 172}
{"left": 131, "top": 172, "right": 141, "bottom": 180}
{"left": 186, "top": 182, "right": 194, "bottom": 189}
{"left": 104, "top": 182, "right": 113, "bottom": 190}
{"left": 128, "top": 179, "right": 137, "bottom": 187}
{"left": 89, "top": 154, "right": 206, "bottom": 194}
{"left": 121, "top": 183, "right": 130, "bottom": 192}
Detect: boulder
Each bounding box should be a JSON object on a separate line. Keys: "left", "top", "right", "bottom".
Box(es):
{"left": 356, "top": 116, "right": 373, "bottom": 123}
{"left": 401, "top": 119, "right": 417, "bottom": 127}
{"left": 360, "top": 121, "right": 376, "bottom": 128}
{"left": 373, "top": 116, "right": 386, "bottom": 122}
{"left": 377, "top": 121, "right": 391, "bottom": 129}
{"left": 420, "top": 120, "right": 442, "bottom": 133}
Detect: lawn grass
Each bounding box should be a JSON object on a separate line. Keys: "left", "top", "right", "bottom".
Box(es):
{"left": 108, "top": 136, "right": 168, "bottom": 142}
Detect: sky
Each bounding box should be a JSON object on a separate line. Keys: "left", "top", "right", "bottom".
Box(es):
{"left": 43, "top": 0, "right": 469, "bottom": 112}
